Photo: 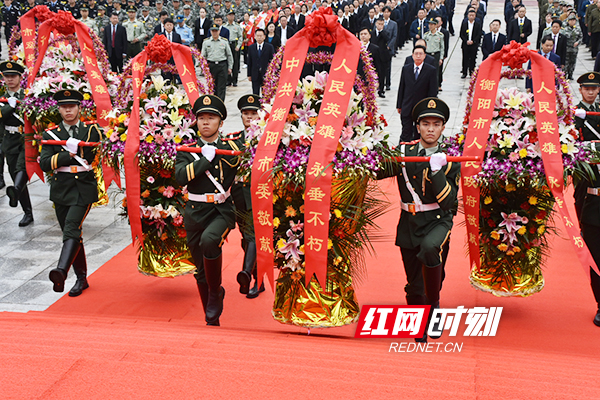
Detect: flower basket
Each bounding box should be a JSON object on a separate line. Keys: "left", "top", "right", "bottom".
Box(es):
{"left": 240, "top": 49, "right": 390, "bottom": 327}
{"left": 445, "top": 68, "right": 597, "bottom": 296}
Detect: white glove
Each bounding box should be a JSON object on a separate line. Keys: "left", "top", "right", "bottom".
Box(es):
{"left": 574, "top": 108, "right": 587, "bottom": 119}
{"left": 7, "top": 97, "right": 17, "bottom": 108}
{"left": 201, "top": 144, "right": 216, "bottom": 162}
{"left": 66, "top": 137, "right": 81, "bottom": 154}
{"left": 429, "top": 152, "right": 447, "bottom": 173}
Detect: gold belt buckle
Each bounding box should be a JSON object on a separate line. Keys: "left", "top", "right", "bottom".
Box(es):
{"left": 206, "top": 194, "right": 214, "bottom": 203}
{"left": 70, "top": 166, "right": 78, "bottom": 173}
{"left": 408, "top": 203, "right": 416, "bottom": 215}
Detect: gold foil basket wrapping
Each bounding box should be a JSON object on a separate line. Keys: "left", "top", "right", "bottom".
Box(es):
{"left": 272, "top": 267, "right": 360, "bottom": 328}
{"left": 92, "top": 165, "right": 109, "bottom": 208}
{"left": 137, "top": 240, "right": 196, "bottom": 278}
{"left": 470, "top": 252, "right": 545, "bottom": 297}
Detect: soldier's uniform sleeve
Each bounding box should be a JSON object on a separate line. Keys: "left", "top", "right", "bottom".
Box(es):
{"left": 40, "top": 130, "right": 71, "bottom": 172}
{"left": 430, "top": 159, "right": 460, "bottom": 211}
{"left": 0, "top": 102, "right": 16, "bottom": 121}
{"left": 225, "top": 38, "right": 234, "bottom": 69}
{"left": 175, "top": 146, "right": 213, "bottom": 186}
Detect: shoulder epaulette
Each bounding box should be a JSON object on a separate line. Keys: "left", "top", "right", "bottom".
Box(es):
{"left": 223, "top": 130, "right": 242, "bottom": 141}
{"left": 393, "top": 139, "right": 420, "bottom": 149}
{"left": 84, "top": 120, "right": 98, "bottom": 125}
{"left": 45, "top": 126, "right": 59, "bottom": 132}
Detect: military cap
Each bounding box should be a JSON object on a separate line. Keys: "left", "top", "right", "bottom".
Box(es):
{"left": 210, "top": 22, "right": 220, "bottom": 30}
{"left": 80, "top": 4, "right": 89, "bottom": 10}
{"left": 155, "top": 0, "right": 163, "bottom": 3}
{"left": 237, "top": 94, "right": 260, "bottom": 111}
{"left": 98, "top": 5, "right": 106, "bottom": 10}
{"left": 426, "top": 17, "right": 437, "bottom": 25}
{"left": 175, "top": 14, "right": 184, "bottom": 22}
{"left": 193, "top": 94, "right": 227, "bottom": 119}
{"left": 183, "top": 4, "right": 191, "bottom": 9}
{"left": 127, "top": 5, "right": 137, "bottom": 12}
{"left": 0, "top": 61, "right": 25, "bottom": 75}
{"left": 227, "top": 9, "right": 235, "bottom": 15}
{"left": 53, "top": 89, "right": 84, "bottom": 105}
{"left": 412, "top": 97, "right": 450, "bottom": 123}
{"left": 568, "top": 13, "right": 577, "bottom": 20}
{"left": 141, "top": 5, "right": 150, "bottom": 10}
{"left": 577, "top": 72, "right": 600, "bottom": 86}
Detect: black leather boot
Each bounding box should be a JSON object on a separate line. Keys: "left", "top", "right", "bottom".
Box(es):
{"left": 49, "top": 238, "right": 81, "bottom": 293}
{"left": 422, "top": 264, "right": 443, "bottom": 339}
{"left": 203, "top": 254, "right": 225, "bottom": 326}
{"left": 17, "top": 186, "right": 34, "bottom": 227}
{"left": 406, "top": 294, "right": 428, "bottom": 342}
{"left": 236, "top": 241, "right": 256, "bottom": 294}
{"left": 0, "top": 174, "right": 5, "bottom": 190}
{"left": 69, "top": 243, "right": 89, "bottom": 297}
{"left": 594, "top": 309, "right": 600, "bottom": 327}
{"left": 194, "top": 272, "right": 209, "bottom": 313}
{"left": 7, "top": 170, "right": 28, "bottom": 208}
{"left": 246, "top": 265, "right": 265, "bottom": 299}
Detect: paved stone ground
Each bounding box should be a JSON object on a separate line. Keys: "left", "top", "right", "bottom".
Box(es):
{"left": 0, "top": 0, "right": 595, "bottom": 312}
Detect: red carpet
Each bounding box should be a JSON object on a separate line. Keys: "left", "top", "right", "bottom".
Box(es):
{"left": 1, "top": 179, "right": 599, "bottom": 399}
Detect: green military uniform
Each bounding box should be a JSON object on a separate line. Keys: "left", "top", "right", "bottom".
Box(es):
{"left": 377, "top": 98, "right": 459, "bottom": 341}
{"left": 564, "top": 16, "right": 583, "bottom": 80}
{"left": 174, "top": 94, "right": 243, "bottom": 326}
{"left": 422, "top": 19, "right": 444, "bottom": 88}
{"left": 0, "top": 61, "right": 34, "bottom": 227}
{"left": 224, "top": 12, "right": 243, "bottom": 86}
{"left": 40, "top": 90, "right": 100, "bottom": 297}
{"left": 202, "top": 25, "right": 234, "bottom": 101}
{"left": 80, "top": 15, "right": 99, "bottom": 36}
{"left": 123, "top": 7, "right": 146, "bottom": 57}
{"left": 95, "top": 7, "right": 111, "bottom": 38}
{"left": 572, "top": 73, "right": 600, "bottom": 327}
{"left": 139, "top": 12, "right": 157, "bottom": 45}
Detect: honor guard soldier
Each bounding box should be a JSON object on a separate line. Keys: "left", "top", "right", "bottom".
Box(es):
{"left": 175, "top": 94, "right": 243, "bottom": 326}
{"left": 202, "top": 23, "right": 234, "bottom": 101}
{"left": 377, "top": 97, "right": 460, "bottom": 342}
{"left": 572, "top": 72, "right": 600, "bottom": 326}
{"left": 123, "top": 6, "right": 146, "bottom": 57}
{"left": 231, "top": 94, "right": 265, "bottom": 298}
{"left": 40, "top": 90, "right": 101, "bottom": 297}
{"left": 1, "top": 61, "right": 34, "bottom": 227}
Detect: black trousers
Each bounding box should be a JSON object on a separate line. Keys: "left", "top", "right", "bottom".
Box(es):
{"left": 209, "top": 61, "right": 228, "bottom": 101}
{"left": 55, "top": 203, "right": 92, "bottom": 242}
{"left": 185, "top": 214, "right": 230, "bottom": 284}
{"left": 591, "top": 31, "right": 600, "bottom": 58}
{"left": 427, "top": 51, "right": 441, "bottom": 88}
{"left": 400, "top": 114, "right": 418, "bottom": 143}
{"left": 252, "top": 75, "right": 264, "bottom": 96}
{"left": 462, "top": 44, "right": 478, "bottom": 75}
{"left": 231, "top": 182, "right": 255, "bottom": 242}
{"left": 109, "top": 53, "right": 123, "bottom": 73}
{"left": 581, "top": 223, "right": 600, "bottom": 306}
{"left": 228, "top": 43, "right": 241, "bottom": 85}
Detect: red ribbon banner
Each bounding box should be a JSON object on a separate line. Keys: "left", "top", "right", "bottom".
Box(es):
{"left": 303, "top": 27, "right": 360, "bottom": 286}
{"left": 461, "top": 42, "right": 599, "bottom": 277}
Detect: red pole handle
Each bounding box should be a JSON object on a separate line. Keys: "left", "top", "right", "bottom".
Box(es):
{"left": 391, "top": 156, "right": 481, "bottom": 162}
{"left": 176, "top": 146, "right": 243, "bottom": 156}
{"left": 41, "top": 140, "right": 99, "bottom": 147}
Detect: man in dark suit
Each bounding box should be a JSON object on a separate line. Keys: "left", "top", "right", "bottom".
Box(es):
{"left": 275, "top": 15, "right": 296, "bottom": 45}
{"left": 548, "top": 20, "right": 567, "bottom": 69}
{"left": 160, "top": 18, "right": 183, "bottom": 43}
{"left": 396, "top": 45, "right": 438, "bottom": 142}
{"left": 289, "top": 4, "right": 305, "bottom": 30}
{"left": 247, "top": 29, "right": 275, "bottom": 95}
{"left": 504, "top": 0, "right": 522, "bottom": 28}
{"left": 358, "top": 27, "right": 383, "bottom": 83}
{"left": 459, "top": 9, "right": 482, "bottom": 78}
{"left": 507, "top": 6, "right": 532, "bottom": 44}
{"left": 409, "top": 9, "right": 428, "bottom": 43}
{"left": 525, "top": 36, "right": 561, "bottom": 91}
{"left": 103, "top": 12, "right": 128, "bottom": 73}
{"left": 404, "top": 39, "right": 437, "bottom": 67}
{"left": 361, "top": 7, "right": 377, "bottom": 31}
{"left": 194, "top": 7, "right": 211, "bottom": 48}
{"left": 213, "top": 14, "right": 230, "bottom": 40}
{"left": 371, "top": 18, "right": 391, "bottom": 97}
{"left": 153, "top": 11, "right": 169, "bottom": 34}
{"left": 482, "top": 19, "right": 506, "bottom": 60}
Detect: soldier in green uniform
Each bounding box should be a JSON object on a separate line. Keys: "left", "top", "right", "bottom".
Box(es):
{"left": 377, "top": 97, "right": 460, "bottom": 342}
{"left": 79, "top": 5, "right": 99, "bottom": 36}
{"left": 175, "top": 94, "right": 243, "bottom": 326}
{"left": 224, "top": 10, "right": 243, "bottom": 86}
{"left": 572, "top": 72, "right": 600, "bottom": 327}
{"left": 123, "top": 6, "right": 146, "bottom": 58}
{"left": 202, "top": 23, "right": 233, "bottom": 101}
{"left": 139, "top": 6, "right": 157, "bottom": 46}
{"left": 231, "top": 94, "right": 264, "bottom": 298}
{"left": 40, "top": 90, "right": 101, "bottom": 297}
{"left": 0, "top": 61, "right": 34, "bottom": 227}
{"left": 564, "top": 14, "right": 583, "bottom": 80}
{"left": 96, "top": 6, "right": 111, "bottom": 38}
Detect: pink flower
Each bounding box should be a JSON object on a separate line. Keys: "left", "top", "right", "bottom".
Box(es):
{"left": 163, "top": 186, "right": 175, "bottom": 198}
{"left": 508, "top": 152, "right": 519, "bottom": 162}
{"left": 147, "top": 176, "right": 155, "bottom": 183}
{"left": 173, "top": 215, "right": 183, "bottom": 226}
{"left": 109, "top": 130, "right": 119, "bottom": 142}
